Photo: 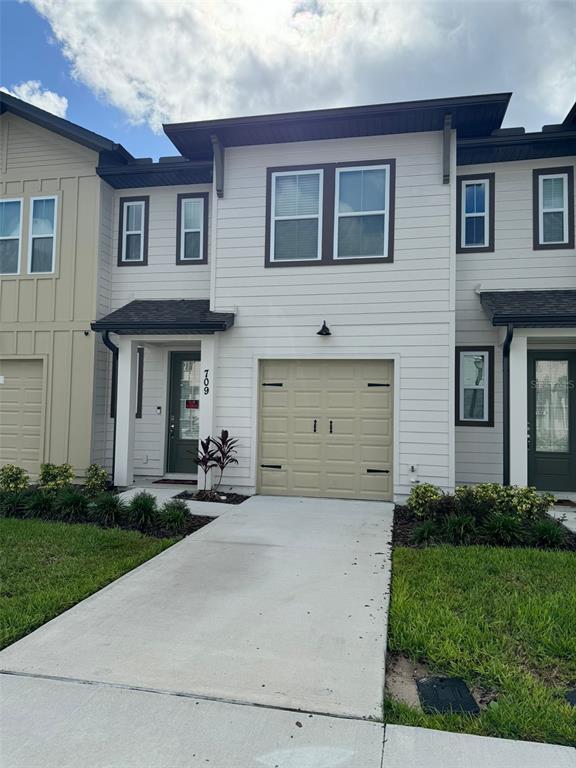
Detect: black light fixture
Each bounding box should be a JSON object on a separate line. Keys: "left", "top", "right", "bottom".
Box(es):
{"left": 317, "top": 320, "right": 331, "bottom": 336}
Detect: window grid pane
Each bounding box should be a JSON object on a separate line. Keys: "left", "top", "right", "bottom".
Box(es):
{"left": 183, "top": 231, "right": 201, "bottom": 260}
{"left": 275, "top": 173, "right": 320, "bottom": 218}
{"left": 30, "top": 237, "right": 54, "bottom": 273}
{"left": 183, "top": 199, "right": 202, "bottom": 231}
{"left": 126, "top": 203, "right": 143, "bottom": 232}
{"left": 0, "top": 201, "right": 21, "bottom": 238}
{"left": 542, "top": 177, "right": 565, "bottom": 210}
{"left": 124, "top": 233, "right": 142, "bottom": 261}
{"left": 535, "top": 360, "right": 569, "bottom": 453}
{"left": 274, "top": 219, "right": 319, "bottom": 261}
{"left": 32, "top": 198, "right": 55, "bottom": 236}
{"left": 542, "top": 211, "right": 565, "bottom": 243}
{"left": 464, "top": 183, "right": 486, "bottom": 214}
{"left": 460, "top": 352, "right": 488, "bottom": 421}
{"left": 0, "top": 240, "right": 19, "bottom": 274}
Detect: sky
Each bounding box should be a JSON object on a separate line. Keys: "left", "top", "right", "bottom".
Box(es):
{"left": 1, "top": 0, "right": 575, "bottom": 161}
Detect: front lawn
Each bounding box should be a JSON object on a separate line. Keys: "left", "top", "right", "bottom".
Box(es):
{"left": 0, "top": 518, "right": 177, "bottom": 650}
{"left": 385, "top": 546, "right": 576, "bottom": 746}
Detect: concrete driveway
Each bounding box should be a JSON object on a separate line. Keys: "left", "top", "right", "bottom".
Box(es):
{"left": 0, "top": 495, "right": 393, "bottom": 767}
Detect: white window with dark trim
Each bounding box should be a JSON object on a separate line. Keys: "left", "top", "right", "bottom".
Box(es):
{"left": 0, "top": 199, "right": 22, "bottom": 275}
{"left": 29, "top": 196, "right": 57, "bottom": 274}
{"left": 538, "top": 173, "right": 569, "bottom": 245}
{"left": 456, "top": 348, "right": 493, "bottom": 426}
{"left": 334, "top": 165, "right": 389, "bottom": 259}
{"left": 270, "top": 170, "right": 323, "bottom": 262}
{"left": 121, "top": 200, "right": 146, "bottom": 263}
{"left": 180, "top": 197, "right": 204, "bottom": 261}
{"left": 462, "top": 179, "right": 488, "bottom": 248}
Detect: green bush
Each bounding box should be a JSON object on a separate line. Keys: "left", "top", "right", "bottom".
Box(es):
{"left": 89, "top": 494, "right": 126, "bottom": 528}
{"left": 84, "top": 464, "right": 109, "bottom": 498}
{"left": 469, "top": 483, "right": 554, "bottom": 521}
{"left": 481, "top": 512, "right": 525, "bottom": 546}
{"left": 454, "top": 485, "right": 493, "bottom": 523}
{"left": 407, "top": 483, "right": 443, "bottom": 518}
{"left": 128, "top": 492, "right": 159, "bottom": 532}
{"left": 0, "top": 464, "right": 29, "bottom": 492}
{"left": 441, "top": 514, "right": 477, "bottom": 545}
{"left": 55, "top": 487, "right": 89, "bottom": 523}
{"left": 24, "top": 489, "right": 56, "bottom": 519}
{"left": 39, "top": 463, "right": 75, "bottom": 492}
{"left": 411, "top": 519, "right": 439, "bottom": 545}
{"left": 160, "top": 499, "right": 189, "bottom": 535}
{"left": 528, "top": 518, "right": 566, "bottom": 549}
{"left": 0, "top": 490, "right": 27, "bottom": 517}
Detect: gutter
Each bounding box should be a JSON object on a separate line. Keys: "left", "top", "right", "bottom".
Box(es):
{"left": 502, "top": 323, "right": 514, "bottom": 485}
{"left": 100, "top": 331, "right": 119, "bottom": 485}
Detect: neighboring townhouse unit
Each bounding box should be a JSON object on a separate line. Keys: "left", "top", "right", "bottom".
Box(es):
{"left": 0, "top": 93, "right": 133, "bottom": 478}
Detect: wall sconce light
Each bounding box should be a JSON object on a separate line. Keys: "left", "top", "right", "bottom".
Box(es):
{"left": 317, "top": 320, "right": 331, "bottom": 336}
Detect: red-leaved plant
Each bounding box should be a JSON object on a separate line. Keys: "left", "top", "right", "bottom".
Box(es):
{"left": 194, "top": 436, "right": 218, "bottom": 490}
{"left": 210, "top": 430, "right": 239, "bottom": 490}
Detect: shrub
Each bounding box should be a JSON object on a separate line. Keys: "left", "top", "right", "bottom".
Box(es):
{"left": 406, "top": 483, "right": 443, "bottom": 518}
{"left": 128, "top": 491, "right": 159, "bottom": 532}
{"left": 411, "top": 519, "right": 439, "bottom": 545}
{"left": 194, "top": 436, "right": 218, "bottom": 491}
{"left": 84, "top": 464, "right": 109, "bottom": 498}
{"left": 55, "top": 487, "right": 89, "bottom": 523}
{"left": 441, "top": 514, "right": 477, "bottom": 545}
{"left": 481, "top": 512, "right": 525, "bottom": 547}
{"left": 0, "top": 490, "right": 27, "bottom": 517}
{"left": 471, "top": 484, "right": 553, "bottom": 521}
{"left": 428, "top": 494, "right": 458, "bottom": 520}
{"left": 24, "top": 489, "right": 55, "bottom": 519}
{"left": 528, "top": 519, "right": 566, "bottom": 549}
{"left": 39, "top": 463, "right": 74, "bottom": 492}
{"left": 210, "top": 430, "right": 239, "bottom": 490}
{"left": 160, "top": 499, "right": 189, "bottom": 535}
{"left": 0, "top": 464, "right": 29, "bottom": 492}
{"left": 454, "top": 485, "right": 493, "bottom": 523}
{"left": 89, "top": 493, "right": 126, "bottom": 528}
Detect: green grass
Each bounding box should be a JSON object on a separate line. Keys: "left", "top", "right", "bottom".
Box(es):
{"left": 0, "top": 518, "right": 177, "bottom": 650}
{"left": 385, "top": 546, "right": 576, "bottom": 746}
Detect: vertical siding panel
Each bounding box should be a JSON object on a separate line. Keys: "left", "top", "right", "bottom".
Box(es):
{"left": 55, "top": 176, "right": 78, "bottom": 321}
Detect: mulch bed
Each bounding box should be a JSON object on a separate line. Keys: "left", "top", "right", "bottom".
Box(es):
{"left": 175, "top": 489, "right": 249, "bottom": 505}
{"left": 393, "top": 505, "right": 576, "bottom": 550}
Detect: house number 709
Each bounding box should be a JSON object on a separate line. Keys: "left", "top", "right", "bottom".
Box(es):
{"left": 203, "top": 369, "right": 210, "bottom": 395}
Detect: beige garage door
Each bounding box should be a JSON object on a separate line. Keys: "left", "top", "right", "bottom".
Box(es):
{"left": 0, "top": 359, "right": 44, "bottom": 477}
{"left": 259, "top": 360, "right": 393, "bottom": 501}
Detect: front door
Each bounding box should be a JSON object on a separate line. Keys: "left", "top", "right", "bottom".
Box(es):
{"left": 167, "top": 352, "right": 201, "bottom": 474}
{"left": 528, "top": 351, "right": 576, "bottom": 491}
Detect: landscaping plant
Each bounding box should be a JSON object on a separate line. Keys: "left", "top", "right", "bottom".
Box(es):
{"left": 528, "top": 518, "right": 567, "bottom": 549}
{"left": 24, "top": 489, "right": 55, "bottom": 519}
{"left": 54, "top": 487, "right": 89, "bottom": 523}
{"left": 127, "top": 491, "right": 159, "bottom": 532}
{"left": 406, "top": 483, "right": 443, "bottom": 517}
{"left": 0, "top": 464, "right": 29, "bottom": 492}
{"left": 84, "top": 463, "right": 109, "bottom": 498}
{"left": 194, "top": 436, "right": 218, "bottom": 490}
{"left": 210, "top": 430, "right": 239, "bottom": 490}
{"left": 89, "top": 493, "right": 127, "bottom": 528}
{"left": 39, "top": 463, "right": 75, "bottom": 491}
{"left": 0, "top": 490, "right": 28, "bottom": 517}
{"left": 160, "top": 499, "right": 189, "bottom": 535}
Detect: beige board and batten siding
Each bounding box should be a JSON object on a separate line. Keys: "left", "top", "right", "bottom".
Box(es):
{"left": 259, "top": 359, "right": 394, "bottom": 500}
{"left": 0, "top": 113, "right": 101, "bottom": 477}
{"left": 212, "top": 132, "right": 456, "bottom": 499}
{"left": 455, "top": 156, "right": 576, "bottom": 485}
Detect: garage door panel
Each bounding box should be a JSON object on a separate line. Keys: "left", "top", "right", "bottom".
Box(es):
{"left": 0, "top": 359, "right": 44, "bottom": 478}
{"left": 293, "top": 391, "right": 323, "bottom": 409}
{"left": 261, "top": 390, "right": 289, "bottom": 408}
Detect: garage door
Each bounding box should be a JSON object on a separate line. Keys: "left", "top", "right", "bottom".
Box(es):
{"left": 0, "top": 359, "right": 44, "bottom": 477}
{"left": 258, "top": 360, "right": 393, "bottom": 500}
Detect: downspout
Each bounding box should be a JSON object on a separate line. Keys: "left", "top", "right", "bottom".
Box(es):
{"left": 502, "top": 323, "right": 514, "bottom": 485}
{"left": 101, "top": 330, "right": 118, "bottom": 485}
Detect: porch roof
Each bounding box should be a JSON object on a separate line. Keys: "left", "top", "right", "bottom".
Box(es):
{"left": 92, "top": 299, "right": 235, "bottom": 334}
{"left": 480, "top": 290, "right": 576, "bottom": 327}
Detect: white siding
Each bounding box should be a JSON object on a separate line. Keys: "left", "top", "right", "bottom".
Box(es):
{"left": 455, "top": 155, "right": 576, "bottom": 485}
{"left": 213, "top": 133, "right": 456, "bottom": 499}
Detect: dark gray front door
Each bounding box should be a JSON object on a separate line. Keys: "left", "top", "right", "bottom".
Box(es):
{"left": 528, "top": 351, "right": 576, "bottom": 491}
{"left": 167, "top": 352, "right": 201, "bottom": 474}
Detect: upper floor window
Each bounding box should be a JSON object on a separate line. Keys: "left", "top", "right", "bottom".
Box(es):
{"left": 118, "top": 196, "right": 149, "bottom": 266}
{"left": 533, "top": 167, "right": 574, "bottom": 249}
{"left": 176, "top": 193, "right": 208, "bottom": 265}
{"left": 334, "top": 166, "right": 389, "bottom": 259}
{"left": 29, "top": 196, "right": 57, "bottom": 274}
{"left": 270, "top": 170, "right": 323, "bottom": 263}
{"left": 0, "top": 199, "right": 22, "bottom": 275}
{"left": 265, "top": 160, "right": 395, "bottom": 267}
{"left": 456, "top": 347, "right": 494, "bottom": 427}
{"left": 456, "top": 174, "right": 494, "bottom": 253}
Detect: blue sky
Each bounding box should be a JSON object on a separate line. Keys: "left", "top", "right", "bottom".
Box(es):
{"left": 1, "top": 1, "right": 574, "bottom": 162}
{"left": 1, "top": 0, "right": 174, "bottom": 158}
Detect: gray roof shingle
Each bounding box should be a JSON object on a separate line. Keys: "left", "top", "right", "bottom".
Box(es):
{"left": 480, "top": 290, "right": 576, "bottom": 327}
{"left": 92, "top": 300, "right": 234, "bottom": 334}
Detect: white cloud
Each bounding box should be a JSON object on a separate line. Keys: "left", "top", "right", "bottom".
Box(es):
{"left": 0, "top": 79, "right": 68, "bottom": 117}
{"left": 27, "top": 0, "right": 576, "bottom": 133}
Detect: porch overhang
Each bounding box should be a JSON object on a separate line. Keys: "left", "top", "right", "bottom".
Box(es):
{"left": 92, "top": 299, "right": 235, "bottom": 335}
{"left": 480, "top": 290, "right": 576, "bottom": 328}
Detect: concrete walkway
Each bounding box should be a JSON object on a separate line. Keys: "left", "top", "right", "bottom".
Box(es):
{"left": 0, "top": 496, "right": 393, "bottom": 766}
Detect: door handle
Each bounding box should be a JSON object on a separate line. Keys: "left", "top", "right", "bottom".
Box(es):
{"left": 329, "top": 420, "right": 333, "bottom": 434}
{"left": 313, "top": 419, "right": 317, "bottom": 433}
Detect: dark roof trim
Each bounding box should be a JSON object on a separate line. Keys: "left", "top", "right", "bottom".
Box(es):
{"left": 480, "top": 290, "right": 576, "bottom": 327}
{"left": 563, "top": 101, "right": 576, "bottom": 127}
{"left": 91, "top": 299, "right": 235, "bottom": 335}
{"left": 0, "top": 91, "right": 132, "bottom": 163}
{"left": 97, "top": 159, "right": 213, "bottom": 189}
{"left": 458, "top": 130, "right": 576, "bottom": 165}
{"left": 165, "top": 93, "right": 511, "bottom": 160}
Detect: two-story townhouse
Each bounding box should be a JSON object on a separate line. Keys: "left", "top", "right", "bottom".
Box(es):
{"left": 0, "top": 93, "right": 133, "bottom": 479}
{"left": 91, "top": 94, "right": 521, "bottom": 501}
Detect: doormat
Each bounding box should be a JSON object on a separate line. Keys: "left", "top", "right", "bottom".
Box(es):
{"left": 416, "top": 676, "right": 480, "bottom": 716}
{"left": 153, "top": 479, "right": 198, "bottom": 485}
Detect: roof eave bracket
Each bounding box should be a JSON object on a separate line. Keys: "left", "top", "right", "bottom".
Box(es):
{"left": 443, "top": 113, "right": 452, "bottom": 185}
{"left": 211, "top": 134, "right": 225, "bottom": 198}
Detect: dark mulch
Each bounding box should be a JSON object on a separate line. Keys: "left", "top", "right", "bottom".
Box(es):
{"left": 175, "top": 489, "right": 249, "bottom": 505}
{"left": 555, "top": 498, "right": 576, "bottom": 508}
{"left": 393, "top": 505, "right": 576, "bottom": 550}
{"left": 153, "top": 479, "right": 198, "bottom": 486}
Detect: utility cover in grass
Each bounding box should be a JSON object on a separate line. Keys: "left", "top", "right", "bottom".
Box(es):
{"left": 416, "top": 676, "right": 480, "bottom": 716}
{"left": 565, "top": 690, "right": 576, "bottom": 707}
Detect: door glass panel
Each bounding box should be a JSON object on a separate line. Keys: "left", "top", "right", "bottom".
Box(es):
{"left": 535, "top": 360, "right": 569, "bottom": 452}
{"left": 178, "top": 360, "right": 200, "bottom": 440}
